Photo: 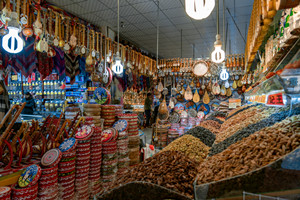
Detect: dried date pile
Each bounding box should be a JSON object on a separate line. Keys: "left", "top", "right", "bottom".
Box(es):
{"left": 184, "top": 126, "right": 216, "bottom": 147}
{"left": 198, "top": 120, "right": 221, "bottom": 134}
{"left": 111, "top": 151, "right": 199, "bottom": 198}
{"left": 161, "top": 135, "right": 210, "bottom": 161}
{"left": 209, "top": 105, "right": 300, "bottom": 156}
{"left": 215, "top": 107, "right": 274, "bottom": 143}
{"left": 226, "top": 104, "right": 257, "bottom": 120}
{"left": 205, "top": 116, "right": 224, "bottom": 124}
{"left": 198, "top": 115, "right": 300, "bottom": 185}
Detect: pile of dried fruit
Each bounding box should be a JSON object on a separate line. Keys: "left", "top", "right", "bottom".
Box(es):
{"left": 197, "top": 115, "right": 300, "bottom": 185}
{"left": 161, "top": 135, "right": 210, "bottom": 161}
{"left": 184, "top": 127, "right": 216, "bottom": 147}
{"left": 216, "top": 106, "right": 267, "bottom": 143}
{"left": 227, "top": 104, "right": 257, "bottom": 120}
{"left": 205, "top": 116, "right": 224, "bottom": 124}
{"left": 198, "top": 120, "right": 221, "bottom": 134}
{"left": 209, "top": 106, "right": 300, "bottom": 156}
{"left": 110, "top": 151, "right": 199, "bottom": 198}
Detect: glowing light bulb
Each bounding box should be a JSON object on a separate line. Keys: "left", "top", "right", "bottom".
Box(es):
{"left": 220, "top": 68, "right": 229, "bottom": 80}
{"left": 211, "top": 45, "right": 225, "bottom": 63}
{"left": 2, "top": 26, "right": 23, "bottom": 54}
{"left": 185, "top": 0, "right": 215, "bottom": 20}
{"left": 211, "top": 34, "right": 225, "bottom": 63}
{"left": 112, "top": 55, "right": 123, "bottom": 75}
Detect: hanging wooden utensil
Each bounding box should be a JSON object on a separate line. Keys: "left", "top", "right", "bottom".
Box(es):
{"left": 226, "top": 87, "right": 232, "bottom": 96}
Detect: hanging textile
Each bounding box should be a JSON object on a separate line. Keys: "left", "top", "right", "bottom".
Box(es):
{"left": 64, "top": 52, "right": 80, "bottom": 85}
{"left": 13, "top": 37, "right": 37, "bottom": 77}
{"left": 53, "top": 47, "right": 65, "bottom": 76}
{"left": 37, "top": 52, "right": 54, "bottom": 79}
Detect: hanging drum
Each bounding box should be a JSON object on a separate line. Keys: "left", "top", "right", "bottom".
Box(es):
{"left": 193, "top": 60, "right": 208, "bottom": 76}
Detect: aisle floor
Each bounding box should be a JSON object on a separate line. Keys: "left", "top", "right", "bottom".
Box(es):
{"left": 140, "top": 128, "right": 152, "bottom": 145}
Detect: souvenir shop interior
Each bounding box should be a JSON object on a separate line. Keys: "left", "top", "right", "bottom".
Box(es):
{"left": 0, "top": 0, "right": 300, "bottom": 199}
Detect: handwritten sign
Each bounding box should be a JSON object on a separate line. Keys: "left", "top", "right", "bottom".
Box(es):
{"left": 266, "top": 93, "right": 284, "bottom": 106}
{"left": 229, "top": 99, "right": 242, "bottom": 108}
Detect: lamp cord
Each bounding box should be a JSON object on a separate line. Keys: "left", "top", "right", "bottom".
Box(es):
{"left": 217, "top": 0, "right": 219, "bottom": 35}
{"left": 117, "top": 0, "right": 120, "bottom": 53}
{"left": 156, "top": 0, "right": 159, "bottom": 69}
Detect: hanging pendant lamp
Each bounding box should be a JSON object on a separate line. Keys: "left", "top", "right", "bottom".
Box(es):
{"left": 211, "top": 0, "right": 225, "bottom": 64}
{"left": 112, "top": 0, "right": 123, "bottom": 75}
{"left": 185, "top": 0, "right": 215, "bottom": 20}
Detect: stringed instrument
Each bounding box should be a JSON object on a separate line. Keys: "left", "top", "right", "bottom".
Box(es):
{"left": 53, "top": 12, "right": 59, "bottom": 46}
{"left": 184, "top": 85, "right": 193, "bottom": 101}
{"left": 1, "top": 0, "right": 11, "bottom": 25}
{"left": 64, "top": 17, "right": 70, "bottom": 51}
{"left": 70, "top": 21, "right": 77, "bottom": 48}
{"left": 33, "top": 8, "right": 42, "bottom": 37}
{"left": 58, "top": 14, "right": 65, "bottom": 48}
{"left": 193, "top": 89, "right": 200, "bottom": 103}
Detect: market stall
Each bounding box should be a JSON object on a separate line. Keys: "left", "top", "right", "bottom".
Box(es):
{"left": 0, "top": 0, "right": 300, "bottom": 199}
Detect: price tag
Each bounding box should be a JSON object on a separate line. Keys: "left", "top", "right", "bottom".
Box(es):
{"left": 11, "top": 75, "right": 18, "bottom": 81}
{"left": 266, "top": 93, "right": 284, "bottom": 106}
{"left": 229, "top": 102, "right": 237, "bottom": 109}
{"left": 229, "top": 98, "right": 241, "bottom": 107}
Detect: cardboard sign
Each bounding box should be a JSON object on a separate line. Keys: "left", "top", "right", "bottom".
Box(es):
{"left": 229, "top": 99, "right": 242, "bottom": 108}
{"left": 266, "top": 93, "right": 284, "bottom": 106}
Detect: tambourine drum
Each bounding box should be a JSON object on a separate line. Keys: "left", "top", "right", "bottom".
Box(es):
{"left": 193, "top": 61, "right": 208, "bottom": 76}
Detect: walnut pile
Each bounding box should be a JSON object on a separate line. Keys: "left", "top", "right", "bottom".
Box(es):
{"left": 197, "top": 115, "right": 300, "bottom": 185}
{"left": 111, "top": 151, "right": 199, "bottom": 198}
{"left": 161, "top": 135, "right": 210, "bottom": 161}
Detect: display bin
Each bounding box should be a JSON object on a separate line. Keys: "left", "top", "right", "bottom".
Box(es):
{"left": 97, "top": 181, "right": 192, "bottom": 200}
{"left": 193, "top": 146, "right": 300, "bottom": 199}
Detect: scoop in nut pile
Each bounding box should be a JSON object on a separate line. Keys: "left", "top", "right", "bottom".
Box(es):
{"left": 197, "top": 115, "right": 300, "bottom": 185}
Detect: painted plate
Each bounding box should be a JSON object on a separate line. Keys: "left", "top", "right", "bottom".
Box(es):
{"left": 197, "top": 111, "right": 205, "bottom": 119}
{"left": 0, "top": 187, "right": 11, "bottom": 195}
{"left": 185, "top": 101, "right": 196, "bottom": 110}
{"left": 113, "top": 120, "right": 128, "bottom": 132}
{"left": 180, "top": 110, "right": 188, "bottom": 118}
{"left": 94, "top": 87, "right": 109, "bottom": 105}
{"left": 174, "top": 103, "right": 184, "bottom": 113}
{"left": 59, "top": 138, "right": 77, "bottom": 152}
{"left": 197, "top": 103, "right": 210, "bottom": 115}
{"left": 102, "top": 128, "right": 114, "bottom": 142}
{"left": 41, "top": 148, "right": 62, "bottom": 167}
{"left": 18, "top": 164, "right": 41, "bottom": 188}
{"left": 168, "top": 111, "right": 180, "bottom": 123}
{"left": 188, "top": 109, "right": 197, "bottom": 118}
{"left": 75, "top": 125, "right": 94, "bottom": 139}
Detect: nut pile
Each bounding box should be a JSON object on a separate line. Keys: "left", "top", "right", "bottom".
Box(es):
{"left": 161, "top": 135, "right": 210, "bottom": 161}
{"left": 198, "top": 120, "right": 221, "bottom": 134}
{"left": 209, "top": 106, "right": 300, "bottom": 156}
{"left": 111, "top": 151, "right": 199, "bottom": 198}
{"left": 184, "top": 127, "right": 216, "bottom": 147}
{"left": 197, "top": 115, "right": 300, "bottom": 185}
{"left": 215, "top": 107, "right": 273, "bottom": 143}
